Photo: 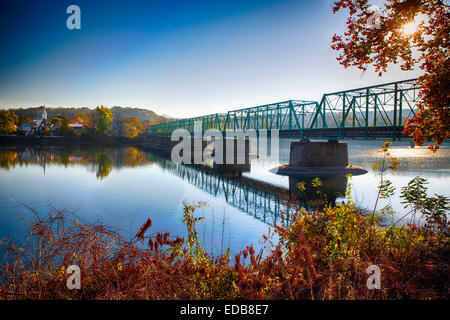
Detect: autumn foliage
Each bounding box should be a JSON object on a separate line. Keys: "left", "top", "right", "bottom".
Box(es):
{"left": 123, "top": 116, "right": 144, "bottom": 138}
{"left": 331, "top": 0, "right": 449, "bottom": 150}
{"left": 0, "top": 201, "right": 448, "bottom": 300}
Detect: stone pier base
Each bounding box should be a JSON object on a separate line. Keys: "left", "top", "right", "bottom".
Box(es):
{"left": 271, "top": 140, "right": 367, "bottom": 177}
{"left": 289, "top": 140, "right": 348, "bottom": 167}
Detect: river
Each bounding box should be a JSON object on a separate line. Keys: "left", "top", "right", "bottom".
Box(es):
{"left": 0, "top": 140, "right": 448, "bottom": 257}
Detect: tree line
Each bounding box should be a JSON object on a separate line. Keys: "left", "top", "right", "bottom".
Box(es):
{"left": 0, "top": 105, "right": 167, "bottom": 138}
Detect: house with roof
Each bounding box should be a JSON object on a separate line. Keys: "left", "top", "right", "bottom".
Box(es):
{"left": 69, "top": 123, "right": 84, "bottom": 132}
{"left": 19, "top": 122, "right": 38, "bottom": 135}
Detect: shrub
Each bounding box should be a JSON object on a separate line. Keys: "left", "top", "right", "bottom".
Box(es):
{"left": 0, "top": 200, "right": 448, "bottom": 300}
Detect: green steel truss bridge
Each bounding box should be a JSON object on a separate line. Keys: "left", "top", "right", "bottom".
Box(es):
{"left": 147, "top": 78, "right": 421, "bottom": 140}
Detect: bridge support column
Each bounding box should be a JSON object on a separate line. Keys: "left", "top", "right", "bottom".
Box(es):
{"left": 289, "top": 139, "right": 348, "bottom": 167}
{"left": 270, "top": 139, "right": 366, "bottom": 177}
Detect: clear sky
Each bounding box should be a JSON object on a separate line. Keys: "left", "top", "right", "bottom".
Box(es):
{"left": 0, "top": 0, "right": 423, "bottom": 118}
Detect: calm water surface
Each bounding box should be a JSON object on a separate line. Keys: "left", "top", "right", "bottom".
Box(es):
{"left": 0, "top": 140, "right": 449, "bottom": 256}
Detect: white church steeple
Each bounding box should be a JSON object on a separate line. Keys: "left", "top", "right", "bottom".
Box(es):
{"left": 42, "top": 105, "right": 47, "bottom": 120}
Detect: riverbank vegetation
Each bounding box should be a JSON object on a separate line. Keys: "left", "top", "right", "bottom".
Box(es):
{"left": 0, "top": 183, "right": 448, "bottom": 299}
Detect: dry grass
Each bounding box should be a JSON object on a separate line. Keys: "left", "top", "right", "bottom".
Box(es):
{"left": 0, "top": 202, "right": 448, "bottom": 300}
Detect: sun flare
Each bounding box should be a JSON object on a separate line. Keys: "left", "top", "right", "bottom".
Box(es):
{"left": 401, "top": 14, "right": 425, "bottom": 36}
{"left": 402, "top": 21, "right": 419, "bottom": 35}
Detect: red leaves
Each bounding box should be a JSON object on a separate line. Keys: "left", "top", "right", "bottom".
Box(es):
{"left": 148, "top": 237, "right": 153, "bottom": 249}
{"left": 249, "top": 245, "right": 257, "bottom": 266}
{"left": 174, "top": 236, "right": 184, "bottom": 246}
{"left": 135, "top": 218, "right": 152, "bottom": 243}
{"left": 147, "top": 231, "right": 184, "bottom": 251}
{"left": 156, "top": 233, "right": 162, "bottom": 246}
{"left": 332, "top": 0, "right": 450, "bottom": 148}
{"left": 242, "top": 249, "right": 248, "bottom": 259}
{"left": 234, "top": 254, "right": 241, "bottom": 271}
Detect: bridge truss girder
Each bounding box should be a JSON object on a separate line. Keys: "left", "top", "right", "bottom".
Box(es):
{"left": 147, "top": 78, "right": 421, "bottom": 140}
{"left": 309, "top": 78, "right": 421, "bottom": 140}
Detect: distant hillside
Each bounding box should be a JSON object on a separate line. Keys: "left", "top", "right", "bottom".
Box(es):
{"left": 6, "top": 106, "right": 171, "bottom": 123}
{"left": 110, "top": 106, "right": 171, "bottom": 123}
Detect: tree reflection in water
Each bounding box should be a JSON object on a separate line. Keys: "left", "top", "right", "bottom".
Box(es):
{"left": 0, "top": 144, "right": 153, "bottom": 180}
{"left": 95, "top": 150, "right": 113, "bottom": 180}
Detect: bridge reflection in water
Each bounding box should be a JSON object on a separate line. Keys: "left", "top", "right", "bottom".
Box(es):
{"left": 0, "top": 143, "right": 349, "bottom": 227}
{"left": 150, "top": 154, "right": 348, "bottom": 226}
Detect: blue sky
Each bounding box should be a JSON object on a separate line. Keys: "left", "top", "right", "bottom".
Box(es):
{"left": 0, "top": 0, "right": 422, "bottom": 117}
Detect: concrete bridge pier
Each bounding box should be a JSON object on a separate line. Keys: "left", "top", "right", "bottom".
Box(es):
{"left": 270, "top": 139, "right": 367, "bottom": 177}
{"left": 139, "top": 135, "right": 252, "bottom": 169}
{"left": 169, "top": 136, "right": 251, "bottom": 166}
{"left": 289, "top": 139, "right": 348, "bottom": 168}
